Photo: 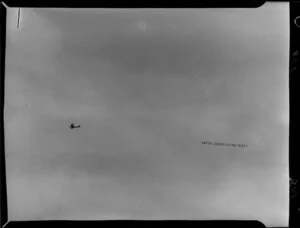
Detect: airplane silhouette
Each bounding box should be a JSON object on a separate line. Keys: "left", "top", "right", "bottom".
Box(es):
{"left": 69, "top": 123, "right": 80, "bottom": 129}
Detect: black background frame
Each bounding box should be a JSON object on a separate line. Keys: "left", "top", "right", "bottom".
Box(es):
{"left": 0, "top": 0, "right": 297, "bottom": 228}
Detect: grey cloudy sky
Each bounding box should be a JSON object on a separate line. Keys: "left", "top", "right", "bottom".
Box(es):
{"left": 5, "top": 3, "right": 289, "bottom": 226}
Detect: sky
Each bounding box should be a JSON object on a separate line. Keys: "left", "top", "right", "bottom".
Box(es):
{"left": 4, "top": 3, "right": 289, "bottom": 226}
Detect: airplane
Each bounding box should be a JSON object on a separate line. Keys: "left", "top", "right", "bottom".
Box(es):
{"left": 69, "top": 123, "right": 80, "bottom": 129}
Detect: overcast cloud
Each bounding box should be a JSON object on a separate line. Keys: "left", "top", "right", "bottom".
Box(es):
{"left": 4, "top": 3, "right": 289, "bottom": 226}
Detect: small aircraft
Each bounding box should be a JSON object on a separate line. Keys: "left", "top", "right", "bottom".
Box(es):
{"left": 69, "top": 123, "right": 80, "bottom": 129}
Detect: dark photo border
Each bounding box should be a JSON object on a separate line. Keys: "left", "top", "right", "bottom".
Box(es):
{"left": 289, "top": 2, "right": 300, "bottom": 228}
{"left": 0, "top": 1, "right": 295, "bottom": 228}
